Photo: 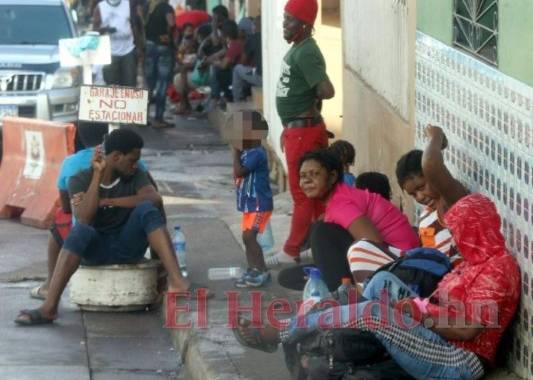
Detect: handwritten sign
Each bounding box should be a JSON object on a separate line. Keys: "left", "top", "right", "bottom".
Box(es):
{"left": 78, "top": 85, "right": 149, "bottom": 125}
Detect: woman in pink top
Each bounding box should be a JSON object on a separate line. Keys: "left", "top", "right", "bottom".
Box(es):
{"left": 296, "top": 150, "right": 419, "bottom": 289}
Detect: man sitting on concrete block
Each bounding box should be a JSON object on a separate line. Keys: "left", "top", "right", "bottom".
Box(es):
{"left": 15, "top": 129, "right": 210, "bottom": 325}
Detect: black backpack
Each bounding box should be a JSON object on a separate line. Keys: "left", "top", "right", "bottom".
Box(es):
{"left": 283, "top": 328, "right": 413, "bottom": 380}
{"left": 367, "top": 247, "right": 452, "bottom": 298}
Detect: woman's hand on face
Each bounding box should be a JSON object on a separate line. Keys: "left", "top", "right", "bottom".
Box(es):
{"left": 425, "top": 125, "right": 448, "bottom": 150}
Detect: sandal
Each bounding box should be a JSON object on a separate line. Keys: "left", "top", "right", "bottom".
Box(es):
{"left": 233, "top": 317, "right": 278, "bottom": 353}
{"left": 166, "top": 283, "right": 214, "bottom": 300}
{"left": 29, "top": 285, "right": 47, "bottom": 300}
{"left": 15, "top": 309, "right": 55, "bottom": 326}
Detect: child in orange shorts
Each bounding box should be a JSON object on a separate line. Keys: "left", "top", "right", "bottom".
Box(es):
{"left": 231, "top": 111, "right": 273, "bottom": 287}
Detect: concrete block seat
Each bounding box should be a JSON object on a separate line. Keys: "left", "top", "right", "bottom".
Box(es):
{"left": 69, "top": 258, "right": 162, "bottom": 312}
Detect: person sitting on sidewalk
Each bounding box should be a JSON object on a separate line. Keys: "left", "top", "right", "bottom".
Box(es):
{"left": 173, "top": 23, "right": 212, "bottom": 114}
{"left": 395, "top": 125, "right": 469, "bottom": 261}
{"left": 210, "top": 19, "right": 243, "bottom": 104}
{"left": 234, "top": 193, "right": 520, "bottom": 380}
{"left": 15, "top": 129, "right": 209, "bottom": 325}
{"left": 276, "top": 150, "right": 418, "bottom": 291}
{"left": 231, "top": 111, "right": 273, "bottom": 288}
{"left": 282, "top": 150, "right": 419, "bottom": 288}
{"left": 29, "top": 121, "right": 113, "bottom": 300}
{"left": 232, "top": 16, "right": 262, "bottom": 102}
{"left": 328, "top": 140, "right": 356, "bottom": 187}
{"left": 355, "top": 171, "right": 391, "bottom": 201}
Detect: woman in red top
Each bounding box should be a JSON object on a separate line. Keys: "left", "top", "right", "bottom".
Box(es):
{"left": 234, "top": 193, "right": 520, "bottom": 380}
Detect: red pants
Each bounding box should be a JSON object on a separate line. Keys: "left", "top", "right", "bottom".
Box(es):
{"left": 282, "top": 123, "right": 328, "bottom": 257}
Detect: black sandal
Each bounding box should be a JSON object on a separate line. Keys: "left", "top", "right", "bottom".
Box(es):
{"left": 15, "top": 309, "right": 55, "bottom": 326}
{"left": 233, "top": 317, "right": 278, "bottom": 353}
{"left": 166, "top": 283, "right": 214, "bottom": 300}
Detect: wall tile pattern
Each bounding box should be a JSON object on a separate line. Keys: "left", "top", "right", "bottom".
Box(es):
{"left": 416, "top": 31, "right": 532, "bottom": 378}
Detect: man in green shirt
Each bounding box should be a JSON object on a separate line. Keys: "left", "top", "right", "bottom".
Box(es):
{"left": 268, "top": 0, "right": 335, "bottom": 266}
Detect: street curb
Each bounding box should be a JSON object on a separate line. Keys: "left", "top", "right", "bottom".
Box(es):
{"left": 163, "top": 302, "right": 247, "bottom": 380}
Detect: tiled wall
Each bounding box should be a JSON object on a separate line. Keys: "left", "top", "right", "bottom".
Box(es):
{"left": 416, "top": 31, "right": 533, "bottom": 378}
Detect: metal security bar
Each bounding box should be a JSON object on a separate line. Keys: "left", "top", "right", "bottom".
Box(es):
{"left": 453, "top": 0, "right": 498, "bottom": 66}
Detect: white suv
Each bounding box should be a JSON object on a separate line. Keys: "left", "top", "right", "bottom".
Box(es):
{"left": 0, "top": 0, "right": 80, "bottom": 157}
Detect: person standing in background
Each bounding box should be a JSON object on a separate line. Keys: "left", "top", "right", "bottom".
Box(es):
{"left": 144, "top": 0, "right": 176, "bottom": 128}
{"left": 267, "top": 0, "right": 335, "bottom": 266}
{"left": 93, "top": 0, "right": 140, "bottom": 87}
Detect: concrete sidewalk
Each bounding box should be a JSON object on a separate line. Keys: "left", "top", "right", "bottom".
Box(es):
{"left": 0, "top": 220, "right": 181, "bottom": 380}
{"left": 0, "top": 112, "right": 521, "bottom": 380}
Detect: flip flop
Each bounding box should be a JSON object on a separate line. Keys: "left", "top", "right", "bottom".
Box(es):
{"left": 14, "top": 309, "right": 55, "bottom": 326}
{"left": 187, "top": 283, "right": 214, "bottom": 299}
{"left": 233, "top": 317, "right": 278, "bottom": 353}
{"left": 29, "top": 285, "right": 47, "bottom": 300}
{"left": 166, "top": 283, "right": 214, "bottom": 300}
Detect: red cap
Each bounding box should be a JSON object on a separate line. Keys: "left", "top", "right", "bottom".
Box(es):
{"left": 284, "top": 0, "right": 318, "bottom": 26}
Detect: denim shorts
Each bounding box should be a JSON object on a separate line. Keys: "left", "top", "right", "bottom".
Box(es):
{"left": 63, "top": 201, "right": 165, "bottom": 266}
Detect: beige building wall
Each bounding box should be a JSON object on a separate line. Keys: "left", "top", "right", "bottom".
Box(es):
{"left": 314, "top": 2, "right": 343, "bottom": 138}
{"left": 341, "top": 0, "right": 417, "bottom": 215}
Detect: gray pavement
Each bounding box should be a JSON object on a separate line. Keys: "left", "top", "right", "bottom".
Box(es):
{"left": 0, "top": 111, "right": 522, "bottom": 380}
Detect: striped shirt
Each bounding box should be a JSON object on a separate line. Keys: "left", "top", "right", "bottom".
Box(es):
{"left": 418, "top": 207, "right": 460, "bottom": 263}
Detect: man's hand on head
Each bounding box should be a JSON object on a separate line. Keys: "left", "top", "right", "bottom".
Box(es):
{"left": 92, "top": 145, "right": 107, "bottom": 172}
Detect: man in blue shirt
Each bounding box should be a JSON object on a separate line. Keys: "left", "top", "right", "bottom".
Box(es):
{"left": 17, "top": 129, "right": 206, "bottom": 325}
{"left": 30, "top": 122, "right": 147, "bottom": 300}
{"left": 232, "top": 111, "right": 273, "bottom": 288}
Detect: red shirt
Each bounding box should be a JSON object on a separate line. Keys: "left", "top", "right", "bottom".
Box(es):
{"left": 225, "top": 40, "right": 244, "bottom": 66}
{"left": 426, "top": 193, "right": 520, "bottom": 365}
{"left": 176, "top": 10, "right": 210, "bottom": 29}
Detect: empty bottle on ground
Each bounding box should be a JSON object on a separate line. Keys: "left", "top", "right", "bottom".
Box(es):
{"left": 207, "top": 267, "right": 244, "bottom": 280}
{"left": 172, "top": 226, "right": 188, "bottom": 277}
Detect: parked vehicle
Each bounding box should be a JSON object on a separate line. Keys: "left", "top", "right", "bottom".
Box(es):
{"left": 0, "top": 0, "right": 80, "bottom": 160}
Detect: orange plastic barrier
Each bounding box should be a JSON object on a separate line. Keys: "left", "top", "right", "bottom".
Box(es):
{"left": 0, "top": 117, "right": 75, "bottom": 228}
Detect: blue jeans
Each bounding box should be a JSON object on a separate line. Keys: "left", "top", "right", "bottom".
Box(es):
{"left": 282, "top": 272, "right": 485, "bottom": 380}
{"left": 145, "top": 41, "right": 173, "bottom": 120}
{"left": 63, "top": 201, "right": 165, "bottom": 265}
{"left": 210, "top": 65, "right": 233, "bottom": 100}
{"left": 232, "top": 64, "right": 262, "bottom": 101}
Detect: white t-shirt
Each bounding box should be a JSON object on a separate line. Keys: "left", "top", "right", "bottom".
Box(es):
{"left": 98, "top": 0, "right": 135, "bottom": 57}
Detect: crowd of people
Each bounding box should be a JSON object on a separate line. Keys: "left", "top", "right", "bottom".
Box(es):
{"left": 230, "top": 1, "right": 520, "bottom": 379}
{"left": 14, "top": 0, "right": 522, "bottom": 379}
{"left": 86, "top": 0, "right": 262, "bottom": 127}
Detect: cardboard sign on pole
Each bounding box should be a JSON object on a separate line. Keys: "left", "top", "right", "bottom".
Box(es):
{"left": 78, "top": 85, "right": 149, "bottom": 126}
{"left": 59, "top": 35, "right": 111, "bottom": 85}
{"left": 59, "top": 35, "right": 111, "bottom": 67}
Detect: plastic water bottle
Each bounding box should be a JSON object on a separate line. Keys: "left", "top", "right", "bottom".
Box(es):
{"left": 257, "top": 221, "right": 275, "bottom": 255}
{"left": 172, "top": 226, "right": 188, "bottom": 278}
{"left": 207, "top": 267, "right": 243, "bottom": 280}
{"left": 299, "top": 267, "right": 331, "bottom": 315}
{"left": 334, "top": 277, "right": 355, "bottom": 305}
